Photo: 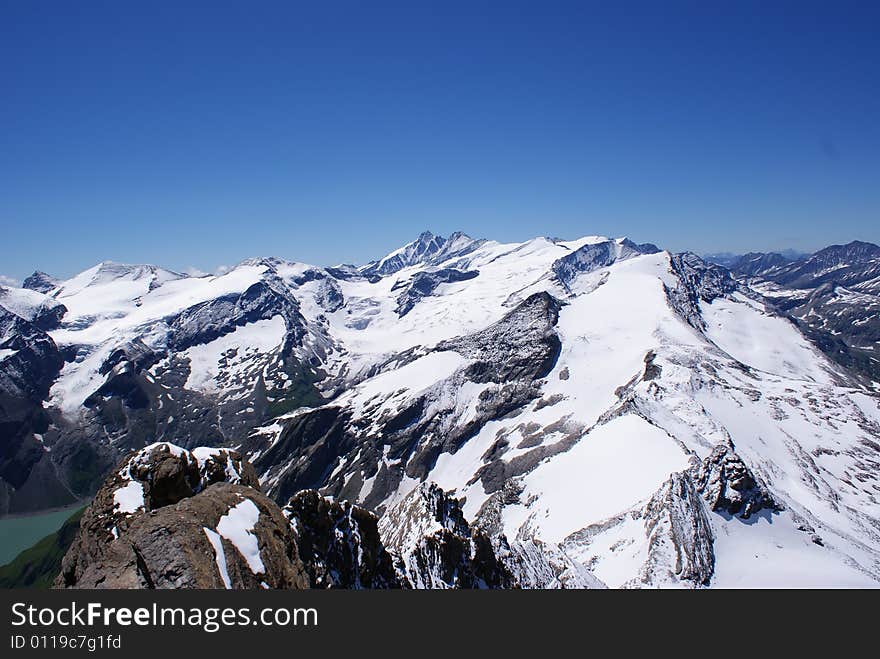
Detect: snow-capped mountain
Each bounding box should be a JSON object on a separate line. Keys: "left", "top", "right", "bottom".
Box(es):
{"left": 2, "top": 231, "right": 880, "bottom": 588}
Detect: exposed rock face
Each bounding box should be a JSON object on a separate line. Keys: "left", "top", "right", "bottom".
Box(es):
{"left": 631, "top": 471, "right": 715, "bottom": 588}
{"left": 474, "top": 480, "right": 606, "bottom": 589}
{"left": 714, "top": 241, "right": 880, "bottom": 384}
{"left": 490, "top": 536, "right": 606, "bottom": 589}
{"left": 283, "top": 490, "right": 402, "bottom": 588}
{"left": 0, "top": 307, "right": 69, "bottom": 514}
{"left": 379, "top": 484, "right": 517, "bottom": 589}
{"left": 57, "top": 444, "right": 302, "bottom": 589}
{"left": 117, "top": 443, "right": 259, "bottom": 509}
{"left": 165, "top": 280, "right": 307, "bottom": 353}
{"left": 728, "top": 252, "right": 793, "bottom": 277}
{"left": 360, "top": 231, "right": 482, "bottom": 278}
{"left": 695, "top": 443, "right": 779, "bottom": 519}
{"left": 666, "top": 252, "right": 738, "bottom": 329}
{"left": 22, "top": 271, "right": 60, "bottom": 294}
{"left": 0, "top": 285, "right": 67, "bottom": 331}
{"left": 552, "top": 238, "right": 658, "bottom": 291}
{"left": 436, "top": 291, "right": 562, "bottom": 384}
{"left": 58, "top": 482, "right": 309, "bottom": 589}
{"left": 252, "top": 291, "right": 564, "bottom": 510}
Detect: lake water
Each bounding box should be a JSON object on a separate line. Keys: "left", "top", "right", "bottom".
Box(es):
{"left": 0, "top": 504, "right": 86, "bottom": 566}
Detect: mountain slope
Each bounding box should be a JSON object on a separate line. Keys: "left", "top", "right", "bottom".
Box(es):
{"left": 716, "top": 241, "right": 880, "bottom": 385}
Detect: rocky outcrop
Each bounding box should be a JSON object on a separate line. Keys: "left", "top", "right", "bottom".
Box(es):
{"left": 360, "top": 231, "right": 482, "bottom": 278}
{"left": 490, "top": 536, "right": 606, "bottom": 589}
{"left": 57, "top": 446, "right": 535, "bottom": 589}
{"left": 57, "top": 444, "right": 303, "bottom": 589}
{"left": 253, "top": 291, "right": 564, "bottom": 509}
{"left": 552, "top": 238, "right": 659, "bottom": 291}
{"left": 437, "top": 291, "right": 562, "bottom": 384}
{"left": 0, "top": 307, "right": 69, "bottom": 514}
{"left": 695, "top": 443, "right": 779, "bottom": 519}
{"left": 379, "top": 484, "right": 517, "bottom": 589}
{"left": 21, "top": 271, "right": 60, "bottom": 294}
{"left": 58, "top": 482, "right": 309, "bottom": 589}
{"left": 283, "top": 490, "right": 402, "bottom": 588}
{"left": 666, "top": 252, "right": 738, "bottom": 330}
{"left": 629, "top": 471, "right": 715, "bottom": 588}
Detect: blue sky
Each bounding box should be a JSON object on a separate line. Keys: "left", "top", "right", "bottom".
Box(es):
{"left": 1, "top": 1, "right": 878, "bottom": 281}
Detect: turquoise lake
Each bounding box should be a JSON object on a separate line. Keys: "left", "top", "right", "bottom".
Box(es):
{"left": 0, "top": 504, "right": 85, "bottom": 566}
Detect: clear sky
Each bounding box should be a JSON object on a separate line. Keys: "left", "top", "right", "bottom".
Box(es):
{"left": 1, "top": 1, "right": 878, "bottom": 281}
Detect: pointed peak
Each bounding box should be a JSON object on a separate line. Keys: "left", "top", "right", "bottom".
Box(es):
{"left": 22, "top": 271, "right": 59, "bottom": 293}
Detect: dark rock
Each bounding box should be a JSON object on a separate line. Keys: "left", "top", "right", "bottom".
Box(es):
{"left": 22, "top": 271, "right": 60, "bottom": 294}
{"left": 694, "top": 443, "right": 780, "bottom": 519}
{"left": 283, "top": 490, "right": 402, "bottom": 588}
{"left": 58, "top": 483, "right": 309, "bottom": 589}
{"left": 666, "top": 252, "right": 739, "bottom": 330}
{"left": 56, "top": 445, "right": 305, "bottom": 589}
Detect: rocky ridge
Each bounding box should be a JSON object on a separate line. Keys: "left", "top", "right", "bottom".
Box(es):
{"left": 58, "top": 443, "right": 590, "bottom": 589}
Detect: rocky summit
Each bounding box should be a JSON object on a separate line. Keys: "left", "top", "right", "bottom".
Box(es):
{"left": 2, "top": 232, "right": 880, "bottom": 587}
{"left": 58, "top": 443, "right": 584, "bottom": 589}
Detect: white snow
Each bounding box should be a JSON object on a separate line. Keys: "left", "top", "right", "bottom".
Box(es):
{"left": 710, "top": 510, "right": 875, "bottom": 588}
{"left": 182, "top": 316, "right": 286, "bottom": 393}
{"left": 0, "top": 286, "right": 57, "bottom": 322}
{"left": 215, "top": 498, "right": 264, "bottom": 575}
{"left": 113, "top": 480, "right": 144, "bottom": 514}
{"left": 23, "top": 234, "right": 880, "bottom": 587}
{"left": 702, "top": 294, "right": 836, "bottom": 383}
{"left": 508, "top": 415, "right": 691, "bottom": 543}
{"left": 203, "top": 527, "right": 232, "bottom": 589}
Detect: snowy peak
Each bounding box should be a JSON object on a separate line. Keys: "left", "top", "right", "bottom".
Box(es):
{"left": 360, "top": 230, "right": 482, "bottom": 277}
{"left": 551, "top": 237, "right": 660, "bottom": 291}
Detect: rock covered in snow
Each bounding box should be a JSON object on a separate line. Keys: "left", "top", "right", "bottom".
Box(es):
{"left": 360, "top": 231, "right": 483, "bottom": 278}
{"left": 666, "top": 252, "right": 739, "bottom": 329}
{"left": 0, "top": 306, "right": 69, "bottom": 514}
{"left": 379, "top": 484, "right": 516, "bottom": 589}
{"left": 0, "top": 285, "right": 67, "bottom": 331}
{"left": 394, "top": 268, "right": 479, "bottom": 317}
{"left": 630, "top": 471, "right": 716, "bottom": 588}
{"left": 57, "top": 445, "right": 535, "bottom": 590}
{"left": 552, "top": 238, "right": 658, "bottom": 291}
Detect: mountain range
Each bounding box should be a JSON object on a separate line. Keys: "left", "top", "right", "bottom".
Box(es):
{"left": 706, "top": 241, "right": 880, "bottom": 385}
{"left": 2, "top": 231, "right": 879, "bottom": 588}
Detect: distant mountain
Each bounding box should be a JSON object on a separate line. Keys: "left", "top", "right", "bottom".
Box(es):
{"left": 765, "top": 241, "right": 880, "bottom": 292}
{"left": 704, "top": 249, "right": 807, "bottom": 273}
{"left": 2, "top": 231, "right": 879, "bottom": 588}
{"left": 21, "top": 271, "right": 60, "bottom": 294}
{"left": 702, "top": 252, "right": 740, "bottom": 268}
{"left": 358, "top": 231, "right": 484, "bottom": 278}
{"left": 715, "top": 240, "right": 880, "bottom": 384}
{"left": 727, "top": 252, "right": 793, "bottom": 277}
